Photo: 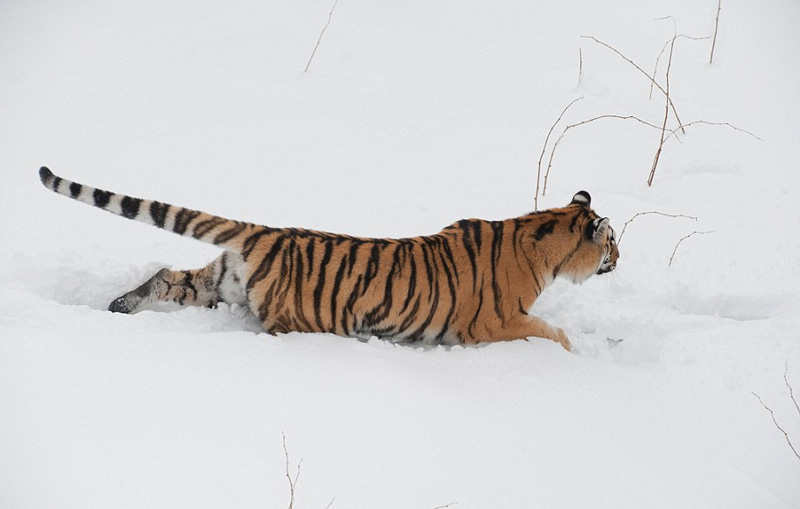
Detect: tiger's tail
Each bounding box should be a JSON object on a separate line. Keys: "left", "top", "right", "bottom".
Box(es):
{"left": 38, "top": 167, "right": 260, "bottom": 252}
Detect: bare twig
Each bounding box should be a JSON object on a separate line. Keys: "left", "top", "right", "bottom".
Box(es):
{"left": 578, "top": 48, "right": 583, "bottom": 86}
{"left": 650, "top": 35, "right": 711, "bottom": 99}
{"left": 710, "top": 0, "right": 723, "bottom": 64}
{"left": 752, "top": 392, "right": 800, "bottom": 460}
{"left": 324, "top": 497, "right": 336, "bottom": 509}
{"left": 432, "top": 503, "right": 459, "bottom": 509}
{"left": 580, "top": 35, "right": 686, "bottom": 134}
{"left": 648, "top": 34, "right": 676, "bottom": 186}
{"left": 304, "top": 0, "right": 340, "bottom": 73}
{"left": 785, "top": 361, "right": 800, "bottom": 417}
{"left": 283, "top": 432, "right": 303, "bottom": 509}
{"left": 617, "top": 211, "right": 697, "bottom": 245}
{"left": 668, "top": 230, "right": 714, "bottom": 266}
{"left": 665, "top": 120, "right": 763, "bottom": 143}
{"left": 542, "top": 114, "right": 666, "bottom": 197}
{"left": 535, "top": 96, "right": 583, "bottom": 210}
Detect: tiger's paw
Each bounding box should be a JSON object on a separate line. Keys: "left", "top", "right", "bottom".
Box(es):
{"left": 555, "top": 327, "right": 572, "bottom": 352}
{"left": 108, "top": 296, "right": 135, "bottom": 314}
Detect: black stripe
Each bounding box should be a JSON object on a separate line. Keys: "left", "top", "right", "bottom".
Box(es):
{"left": 312, "top": 240, "right": 334, "bottom": 330}
{"left": 397, "top": 295, "right": 421, "bottom": 334}
{"left": 173, "top": 209, "right": 201, "bottom": 235}
{"left": 329, "top": 256, "right": 349, "bottom": 331}
{"left": 364, "top": 244, "right": 401, "bottom": 325}
{"left": 468, "top": 282, "right": 485, "bottom": 338}
{"left": 459, "top": 220, "right": 478, "bottom": 291}
{"left": 362, "top": 243, "right": 382, "bottom": 290}
{"left": 433, "top": 246, "right": 457, "bottom": 344}
{"left": 241, "top": 227, "right": 272, "bottom": 258}
{"left": 293, "top": 242, "right": 313, "bottom": 331}
{"left": 471, "top": 220, "right": 483, "bottom": 251}
{"left": 149, "top": 201, "right": 169, "bottom": 228}
{"left": 406, "top": 276, "right": 440, "bottom": 342}
{"left": 400, "top": 247, "right": 417, "bottom": 313}
{"left": 194, "top": 217, "right": 226, "bottom": 238}
{"left": 420, "top": 243, "right": 435, "bottom": 300}
{"left": 347, "top": 240, "right": 361, "bottom": 276}
{"left": 214, "top": 252, "right": 229, "bottom": 293}
{"left": 213, "top": 222, "right": 247, "bottom": 245}
{"left": 246, "top": 235, "right": 286, "bottom": 290}
{"left": 343, "top": 274, "right": 363, "bottom": 333}
{"left": 535, "top": 220, "right": 558, "bottom": 241}
{"left": 53, "top": 177, "right": 62, "bottom": 192}
{"left": 120, "top": 196, "right": 142, "bottom": 219}
{"left": 69, "top": 182, "right": 82, "bottom": 198}
{"left": 93, "top": 189, "right": 113, "bottom": 209}
{"left": 569, "top": 211, "right": 582, "bottom": 232}
{"left": 440, "top": 236, "right": 460, "bottom": 285}
{"left": 305, "top": 237, "right": 316, "bottom": 280}
{"left": 490, "top": 221, "right": 505, "bottom": 321}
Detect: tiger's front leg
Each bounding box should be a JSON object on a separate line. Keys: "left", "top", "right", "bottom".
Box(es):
{"left": 485, "top": 315, "right": 572, "bottom": 351}
{"left": 108, "top": 251, "right": 247, "bottom": 314}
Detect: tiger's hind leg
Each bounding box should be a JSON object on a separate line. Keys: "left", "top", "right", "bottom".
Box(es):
{"left": 108, "top": 251, "right": 247, "bottom": 314}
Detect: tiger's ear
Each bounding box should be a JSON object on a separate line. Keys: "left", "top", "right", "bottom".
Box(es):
{"left": 570, "top": 191, "right": 591, "bottom": 207}
{"left": 588, "top": 217, "right": 610, "bottom": 243}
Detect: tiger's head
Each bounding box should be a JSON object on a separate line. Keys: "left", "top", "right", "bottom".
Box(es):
{"left": 556, "top": 191, "right": 619, "bottom": 283}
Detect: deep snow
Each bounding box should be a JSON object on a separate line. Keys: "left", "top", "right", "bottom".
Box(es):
{"left": 1, "top": 0, "right": 799, "bottom": 507}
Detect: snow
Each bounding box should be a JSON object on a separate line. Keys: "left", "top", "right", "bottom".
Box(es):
{"left": 1, "top": 0, "right": 799, "bottom": 507}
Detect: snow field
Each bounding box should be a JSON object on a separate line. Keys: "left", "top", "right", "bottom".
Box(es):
{"left": 1, "top": 0, "right": 799, "bottom": 507}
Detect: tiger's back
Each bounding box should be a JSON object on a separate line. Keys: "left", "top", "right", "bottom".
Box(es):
{"left": 39, "top": 167, "right": 619, "bottom": 350}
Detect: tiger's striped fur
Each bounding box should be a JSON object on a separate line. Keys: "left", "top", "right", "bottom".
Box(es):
{"left": 39, "top": 167, "right": 619, "bottom": 350}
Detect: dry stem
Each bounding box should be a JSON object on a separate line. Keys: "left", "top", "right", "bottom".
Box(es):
{"left": 710, "top": 0, "right": 723, "bottom": 64}
{"left": 648, "top": 35, "right": 676, "bottom": 186}
{"left": 785, "top": 361, "right": 800, "bottom": 417}
{"left": 650, "top": 35, "right": 710, "bottom": 99}
{"left": 304, "top": 0, "right": 340, "bottom": 72}
{"left": 666, "top": 120, "right": 763, "bottom": 143}
{"left": 580, "top": 35, "right": 686, "bottom": 134}
{"left": 283, "top": 432, "right": 303, "bottom": 509}
{"left": 752, "top": 392, "right": 800, "bottom": 461}
{"left": 535, "top": 96, "right": 583, "bottom": 210}
{"left": 578, "top": 48, "right": 583, "bottom": 86}
{"left": 542, "top": 114, "right": 665, "bottom": 198}
{"left": 617, "top": 211, "right": 697, "bottom": 245}
{"left": 668, "top": 230, "right": 714, "bottom": 266}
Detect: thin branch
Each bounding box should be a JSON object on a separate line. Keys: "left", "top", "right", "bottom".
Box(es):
{"left": 580, "top": 35, "right": 686, "bottom": 134}
{"left": 668, "top": 230, "right": 714, "bottom": 266}
{"left": 665, "top": 120, "right": 763, "bottom": 143}
{"left": 650, "top": 35, "right": 711, "bottom": 99}
{"left": 785, "top": 361, "right": 800, "bottom": 417}
{"left": 578, "top": 48, "right": 583, "bottom": 86}
{"left": 710, "top": 0, "right": 723, "bottom": 64}
{"left": 617, "top": 211, "right": 697, "bottom": 245}
{"left": 324, "top": 497, "right": 336, "bottom": 509}
{"left": 542, "top": 114, "right": 666, "bottom": 197}
{"left": 752, "top": 392, "right": 800, "bottom": 460}
{"left": 648, "top": 34, "right": 676, "bottom": 186}
{"left": 282, "top": 432, "right": 303, "bottom": 509}
{"left": 535, "top": 96, "right": 583, "bottom": 210}
{"left": 304, "top": 0, "right": 340, "bottom": 73}
{"left": 432, "top": 503, "right": 459, "bottom": 509}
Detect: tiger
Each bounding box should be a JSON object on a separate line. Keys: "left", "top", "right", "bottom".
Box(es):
{"left": 38, "top": 166, "right": 618, "bottom": 351}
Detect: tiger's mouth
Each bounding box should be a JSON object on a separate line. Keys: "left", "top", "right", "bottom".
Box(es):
{"left": 596, "top": 256, "right": 616, "bottom": 275}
